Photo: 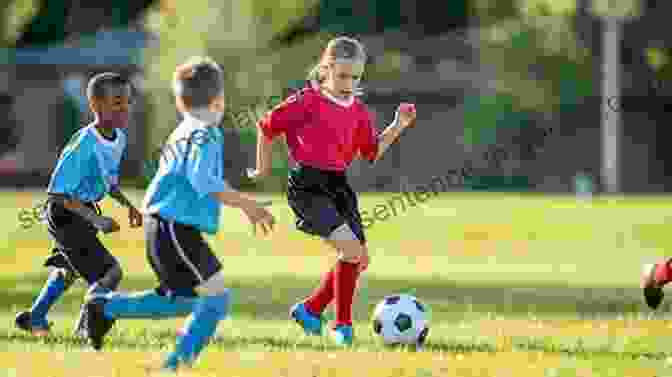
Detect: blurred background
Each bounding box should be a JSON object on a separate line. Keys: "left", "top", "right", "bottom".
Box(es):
{"left": 0, "top": 0, "right": 668, "bottom": 195}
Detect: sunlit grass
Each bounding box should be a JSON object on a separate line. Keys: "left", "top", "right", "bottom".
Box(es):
{"left": 3, "top": 191, "right": 672, "bottom": 376}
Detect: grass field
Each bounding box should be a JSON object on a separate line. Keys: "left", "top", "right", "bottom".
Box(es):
{"left": 3, "top": 190, "right": 672, "bottom": 376}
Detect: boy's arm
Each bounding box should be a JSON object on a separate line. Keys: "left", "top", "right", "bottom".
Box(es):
{"left": 109, "top": 186, "right": 142, "bottom": 227}
{"left": 211, "top": 189, "right": 275, "bottom": 235}
{"left": 185, "top": 135, "right": 271, "bottom": 208}
{"left": 108, "top": 186, "right": 135, "bottom": 208}
{"left": 211, "top": 189, "right": 268, "bottom": 209}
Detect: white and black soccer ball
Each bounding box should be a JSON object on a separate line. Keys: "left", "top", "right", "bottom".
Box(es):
{"left": 372, "top": 294, "right": 429, "bottom": 346}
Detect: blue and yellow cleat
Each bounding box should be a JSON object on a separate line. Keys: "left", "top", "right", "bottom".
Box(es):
{"left": 289, "top": 302, "right": 324, "bottom": 336}
{"left": 330, "top": 324, "right": 353, "bottom": 346}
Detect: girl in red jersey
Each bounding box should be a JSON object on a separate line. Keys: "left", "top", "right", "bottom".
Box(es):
{"left": 250, "top": 36, "right": 417, "bottom": 345}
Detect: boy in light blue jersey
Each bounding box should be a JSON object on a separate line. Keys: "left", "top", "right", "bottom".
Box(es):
{"left": 82, "top": 56, "right": 276, "bottom": 372}
{"left": 15, "top": 72, "right": 143, "bottom": 337}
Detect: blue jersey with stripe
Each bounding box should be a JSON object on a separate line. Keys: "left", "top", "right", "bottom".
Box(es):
{"left": 47, "top": 124, "right": 127, "bottom": 202}
{"left": 142, "top": 114, "right": 231, "bottom": 235}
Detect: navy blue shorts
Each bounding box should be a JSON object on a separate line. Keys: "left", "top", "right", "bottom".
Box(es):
{"left": 44, "top": 201, "right": 119, "bottom": 285}
{"left": 144, "top": 215, "right": 222, "bottom": 298}
{"left": 286, "top": 164, "right": 366, "bottom": 244}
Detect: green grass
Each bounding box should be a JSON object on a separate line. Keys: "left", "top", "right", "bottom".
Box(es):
{"left": 2, "top": 190, "right": 672, "bottom": 376}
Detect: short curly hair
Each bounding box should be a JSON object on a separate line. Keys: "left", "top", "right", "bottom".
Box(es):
{"left": 86, "top": 72, "right": 131, "bottom": 100}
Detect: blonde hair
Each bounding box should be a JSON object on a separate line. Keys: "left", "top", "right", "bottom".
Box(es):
{"left": 307, "top": 37, "right": 367, "bottom": 96}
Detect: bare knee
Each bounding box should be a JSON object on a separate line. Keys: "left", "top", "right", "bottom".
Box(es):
{"left": 47, "top": 266, "right": 77, "bottom": 289}
{"left": 325, "top": 223, "right": 366, "bottom": 263}
{"left": 195, "top": 271, "right": 229, "bottom": 296}
{"left": 326, "top": 240, "right": 365, "bottom": 263}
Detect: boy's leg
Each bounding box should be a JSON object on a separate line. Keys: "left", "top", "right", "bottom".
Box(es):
{"left": 16, "top": 200, "right": 86, "bottom": 335}
{"left": 33, "top": 200, "right": 121, "bottom": 336}
{"left": 84, "top": 215, "right": 230, "bottom": 371}
{"left": 83, "top": 286, "right": 199, "bottom": 350}
{"left": 15, "top": 251, "right": 78, "bottom": 335}
{"left": 64, "top": 237, "right": 123, "bottom": 337}
{"left": 156, "top": 220, "right": 229, "bottom": 370}
{"left": 163, "top": 273, "right": 230, "bottom": 370}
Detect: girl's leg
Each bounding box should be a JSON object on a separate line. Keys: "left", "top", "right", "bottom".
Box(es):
{"left": 303, "top": 224, "right": 369, "bottom": 317}
{"left": 303, "top": 268, "right": 335, "bottom": 315}
{"left": 325, "top": 237, "right": 366, "bottom": 327}
{"left": 316, "top": 222, "right": 367, "bottom": 346}
{"left": 642, "top": 258, "right": 672, "bottom": 309}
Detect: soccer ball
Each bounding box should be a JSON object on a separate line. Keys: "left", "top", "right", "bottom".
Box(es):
{"left": 372, "top": 294, "right": 429, "bottom": 346}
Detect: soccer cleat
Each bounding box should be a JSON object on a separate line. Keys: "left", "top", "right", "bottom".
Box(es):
{"left": 14, "top": 311, "right": 52, "bottom": 337}
{"left": 162, "top": 292, "right": 230, "bottom": 371}
{"left": 73, "top": 305, "right": 88, "bottom": 337}
{"left": 161, "top": 351, "right": 195, "bottom": 372}
{"left": 83, "top": 297, "right": 116, "bottom": 350}
{"left": 290, "top": 302, "right": 324, "bottom": 336}
{"left": 143, "top": 363, "right": 192, "bottom": 374}
{"left": 330, "top": 324, "right": 353, "bottom": 346}
{"left": 642, "top": 262, "right": 670, "bottom": 310}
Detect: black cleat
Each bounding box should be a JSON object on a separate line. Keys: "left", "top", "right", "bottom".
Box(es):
{"left": 15, "top": 311, "right": 52, "bottom": 336}
{"left": 15, "top": 311, "right": 32, "bottom": 332}
{"left": 644, "top": 286, "right": 664, "bottom": 310}
{"left": 83, "top": 298, "right": 115, "bottom": 350}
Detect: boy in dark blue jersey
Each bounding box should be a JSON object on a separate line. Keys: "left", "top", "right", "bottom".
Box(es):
{"left": 14, "top": 72, "right": 142, "bottom": 337}
{"left": 81, "top": 57, "right": 275, "bottom": 372}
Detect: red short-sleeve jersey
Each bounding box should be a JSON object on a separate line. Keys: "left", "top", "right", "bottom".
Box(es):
{"left": 257, "top": 86, "right": 379, "bottom": 172}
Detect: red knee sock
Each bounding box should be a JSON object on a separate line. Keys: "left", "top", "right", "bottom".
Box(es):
{"left": 334, "top": 260, "right": 360, "bottom": 327}
{"left": 304, "top": 269, "right": 335, "bottom": 316}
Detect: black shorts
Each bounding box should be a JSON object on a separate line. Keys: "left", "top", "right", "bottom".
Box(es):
{"left": 144, "top": 215, "right": 222, "bottom": 298}
{"left": 287, "top": 164, "right": 366, "bottom": 244}
{"left": 44, "top": 201, "right": 119, "bottom": 285}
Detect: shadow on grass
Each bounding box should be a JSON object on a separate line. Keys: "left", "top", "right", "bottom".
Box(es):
{"left": 0, "top": 273, "right": 652, "bottom": 319}
{"left": 1, "top": 328, "right": 670, "bottom": 361}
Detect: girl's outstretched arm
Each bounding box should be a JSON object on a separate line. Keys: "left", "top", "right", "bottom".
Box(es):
{"left": 373, "top": 103, "right": 417, "bottom": 162}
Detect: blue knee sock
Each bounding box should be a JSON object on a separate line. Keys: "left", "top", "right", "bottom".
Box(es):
{"left": 102, "top": 290, "right": 196, "bottom": 320}
{"left": 30, "top": 270, "right": 67, "bottom": 325}
{"left": 163, "top": 291, "right": 231, "bottom": 370}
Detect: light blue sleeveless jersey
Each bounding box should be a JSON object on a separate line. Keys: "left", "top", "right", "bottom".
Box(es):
{"left": 142, "top": 114, "right": 231, "bottom": 234}
{"left": 47, "top": 124, "right": 127, "bottom": 202}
